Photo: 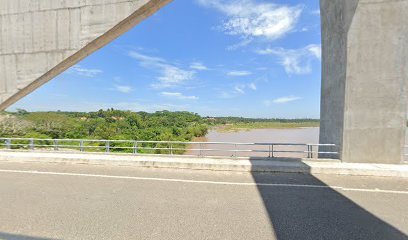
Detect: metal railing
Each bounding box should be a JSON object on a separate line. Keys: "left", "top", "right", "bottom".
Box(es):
{"left": 0, "top": 138, "right": 339, "bottom": 159}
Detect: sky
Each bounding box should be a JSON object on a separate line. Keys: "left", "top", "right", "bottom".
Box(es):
{"left": 9, "top": 0, "right": 322, "bottom": 118}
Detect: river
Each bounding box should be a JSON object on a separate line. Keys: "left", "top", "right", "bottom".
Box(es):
{"left": 187, "top": 127, "right": 408, "bottom": 159}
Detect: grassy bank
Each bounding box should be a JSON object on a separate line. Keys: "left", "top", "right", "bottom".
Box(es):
{"left": 216, "top": 122, "right": 319, "bottom": 132}
{"left": 223, "top": 122, "right": 319, "bottom": 131}
{"left": 206, "top": 117, "right": 320, "bottom": 131}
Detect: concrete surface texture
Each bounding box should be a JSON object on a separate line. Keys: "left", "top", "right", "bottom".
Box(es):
{"left": 0, "top": 0, "right": 171, "bottom": 110}
{"left": 1, "top": 150, "right": 408, "bottom": 178}
{"left": 0, "top": 161, "right": 407, "bottom": 240}
{"left": 319, "top": 0, "right": 408, "bottom": 164}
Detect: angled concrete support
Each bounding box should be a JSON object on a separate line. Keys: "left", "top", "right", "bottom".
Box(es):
{"left": 319, "top": 0, "right": 408, "bottom": 163}
{"left": 0, "top": 0, "right": 172, "bottom": 110}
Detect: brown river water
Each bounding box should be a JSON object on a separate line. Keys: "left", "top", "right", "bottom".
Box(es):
{"left": 187, "top": 128, "right": 408, "bottom": 159}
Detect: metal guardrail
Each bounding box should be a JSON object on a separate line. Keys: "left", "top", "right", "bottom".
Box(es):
{"left": 0, "top": 138, "right": 339, "bottom": 159}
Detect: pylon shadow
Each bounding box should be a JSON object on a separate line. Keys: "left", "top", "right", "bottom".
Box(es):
{"left": 249, "top": 158, "right": 408, "bottom": 240}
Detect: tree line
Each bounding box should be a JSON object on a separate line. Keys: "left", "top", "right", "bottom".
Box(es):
{"left": 0, "top": 109, "right": 325, "bottom": 153}
{"left": 0, "top": 109, "right": 208, "bottom": 142}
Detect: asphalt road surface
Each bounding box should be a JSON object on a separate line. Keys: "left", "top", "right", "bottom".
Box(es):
{"left": 0, "top": 161, "right": 407, "bottom": 240}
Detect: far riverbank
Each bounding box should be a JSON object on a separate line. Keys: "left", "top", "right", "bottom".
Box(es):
{"left": 211, "top": 121, "right": 319, "bottom": 132}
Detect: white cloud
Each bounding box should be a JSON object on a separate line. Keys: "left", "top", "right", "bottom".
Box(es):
{"left": 69, "top": 65, "right": 103, "bottom": 77}
{"left": 129, "top": 51, "right": 195, "bottom": 88}
{"left": 197, "top": 0, "right": 302, "bottom": 40}
{"left": 248, "top": 83, "right": 257, "bottom": 90}
{"left": 219, "top": 82, "right": 256, "bottom": 99}
{"left": 307, "top": 45, "right": 321, "bottom": 60}
{"left": 190, "top": 62, "right": 209, "bottom": 71}
{"left": 310, "top": 9, "right": 320, "bottom": 16}
{"left": 300, "top": 27, "right": 309, "bottom": 32}
{"left": 234, "top": 85, "right": 245, "bottom": 94}
{"left": 160, "top": 92, "right": 199, "bottom": 100}
{"left": 227, "top": 70, "right": 252, "bottom": 77}
{"left": 155, "top": 66, "right": 195, "bottom": 88}
{"left": 226, "top": 38, "right": 253, "bottom": 51}
{"left": 265, "top": 96, "right": 302, "bottom": 105}
{"left": 113, "top": 85, "right": 133, "bottom": 93}
{"left": 219, "top": 85, "right": 245, "bottom": 99}
{"left": 128, "top": 52, "right": 166, "bottom": 66}
{"left": 256, "top": 44, "right": 321, "bottom": 75}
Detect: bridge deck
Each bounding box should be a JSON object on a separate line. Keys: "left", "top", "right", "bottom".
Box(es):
{"left": 0, "top": 161, "right": 407, "bottom": 239}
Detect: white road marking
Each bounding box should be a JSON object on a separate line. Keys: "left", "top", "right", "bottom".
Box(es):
{"left": 0, "top": 169, "right": 407, "bottom": 195}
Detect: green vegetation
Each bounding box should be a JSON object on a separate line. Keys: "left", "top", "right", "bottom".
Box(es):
{"left": 0, "top": 110, "right": 321, "bottom": 153}
{"left": 0, "top": 109, "right": 208, "bottom": 154}
{"left": 205, "top": 117, "right": 320, "bottom": 131}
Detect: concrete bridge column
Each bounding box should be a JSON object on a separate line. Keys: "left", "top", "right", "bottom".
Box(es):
{"left": 319, "top": 0, "right": 408, "bottom": 163}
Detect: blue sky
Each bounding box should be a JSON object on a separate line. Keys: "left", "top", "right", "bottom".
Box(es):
{"left": 9, "top": 0, "right": 322, "bottom": 118}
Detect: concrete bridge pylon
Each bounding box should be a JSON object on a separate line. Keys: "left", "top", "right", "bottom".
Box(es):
{"left": 0, "top": 0, "right": 172, "bottom": 109}
{"left": 319, "top": 0, "right": 408, "bottom": 163}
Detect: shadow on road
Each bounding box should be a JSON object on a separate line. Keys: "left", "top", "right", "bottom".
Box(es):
{"left": 0, "top": 232, "right": 56, "bottom": 240}
{"left": 250, "top": 158, "right": 408, "bottom": 240}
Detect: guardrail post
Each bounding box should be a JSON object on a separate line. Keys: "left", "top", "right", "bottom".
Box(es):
{"left": 170, "top": 143, "right": 173, "bottom": 155}
{"left": 307, "top": 145, "right": 313, "bottom": 159}
{"left": 5, "top": 139, "right": 11, "bottom": 149}
{"left": 234, "top": 144, "right": 237, "bottom": 158}
{"left": 199, "top": 143, "right": 202, "bottom": 157}
{"left": 271, "top": 145, "right": 274, "bottom": 158}
{"left": 133, "top": 141, "right": 138, "bottom": 155}
{"left": 54, "top": 139, "right": 58, "bottom": 151}
{"left": 106, "top": 141, "right": 110, "bottom": 153}
{"left": 29, "top": 138, "right": 34, "bottom": 150}
{"left": 310, "top": 145, "right": 313, "bottom": 159}
{"left": 80, "top": 140, "right": 84, "bottom": 152}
